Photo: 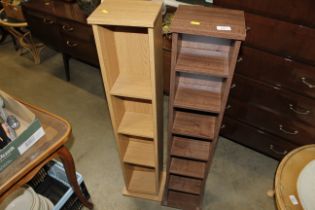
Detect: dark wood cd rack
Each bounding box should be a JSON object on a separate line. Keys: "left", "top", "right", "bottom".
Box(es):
{"left": 162, "top": 5, "right": 246, "bottom": 210}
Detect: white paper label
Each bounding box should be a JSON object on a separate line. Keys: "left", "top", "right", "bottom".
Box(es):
{"left": 216, "top": 26, "right": 232, "bottom": 31}
{"left": 18, "top": 127, "right": 45, "bottom": 154}
{"left": 289, "top": 195, "right": 299, "bottom": 205}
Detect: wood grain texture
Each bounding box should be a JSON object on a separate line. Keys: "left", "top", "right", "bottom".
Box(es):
{"left": 170, "top": 157, "right": 206, "bottom": 179}
{"left": 87, "top": 0, "right": 162, "bottom": 27}
{"left": 126, "top": 165, "right": 156, "bottom": 194}
{"left": 123, "top": 139, "right": 155, "bottom": 167}
{"left": 170, "top": 5, "right": 246, "bottom": 40}
{"left": 0, "top": 103, "right": 71, "bottom": 197}
{"left": 176, "top": 52, "right": 229, "bottom": 77}
{"left": 90, "top": 3, "right": 164, "bottom": 199}
{"left": 275, "top": 145, "right": 315, "bottom": 210}
{"left": 171, "top": 137, "right": 211, "bottom": 161}
{"left": 169, "top": 175, "right": 202, "bottom": 195}
{"left": 167, "top": 191, "right": 199, "bottom": 210}
{"left": 110, "top": 75, "right": 152, "bottom": 100}
{"left": 164, "top": 6, "right": 245, "bottom": 209}
{"left": 221, "top": 117, "right": 297, "bottom": 160}
{"left": 172, "top": 111, "right": 216, "bottom": 140}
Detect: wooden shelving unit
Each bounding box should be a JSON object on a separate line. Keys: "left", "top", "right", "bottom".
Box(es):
{"left": 88, "top": 0, "right": 165, "bottom": 201}
{"left": 163, "top": 5, "right": 246, "bottom": 209}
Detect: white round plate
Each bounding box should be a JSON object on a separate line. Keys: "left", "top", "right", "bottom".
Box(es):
{"left": 0, "top": 186, "right": 38, "bottom": 210}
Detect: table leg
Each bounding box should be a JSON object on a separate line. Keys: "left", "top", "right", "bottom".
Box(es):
{"left": 0, "top": 27, "right": 8, "bottom": 43}
{"left": 62, "top": 53, "right": 71, "bottom": 81}
{"left": 57, "top": 146, "right": 94, "bottom": 209}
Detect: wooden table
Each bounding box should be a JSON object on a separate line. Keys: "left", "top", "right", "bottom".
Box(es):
{"left": 275, "top": 144, "right": 315, "bottom": 210}
{"left": 0, "top": 103, "right": 93, "bottom": 209}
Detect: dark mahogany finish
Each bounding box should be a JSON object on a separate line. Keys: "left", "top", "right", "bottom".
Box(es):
{"left": 221, "top": 117, "right": 297, "bottom": 159}
{"left": 236, "top": 46, "right": 315, "bottom": 99}
{"left": 245, "top": 13, "right": 315, "bottom": 65}
{"left": 214, "top": 0, "right": 315, "bottom": 27}
{"left": 230, "top": 75, "right": 315, "bottom": 126}
{"left": 214, "top": 1, "right": 315, "bottom": 160}
{"left": 22, "top": 0, "right": 99, "bottom": 80}
{"left": 225, "top": 99, "right": 315, "bottom": 146}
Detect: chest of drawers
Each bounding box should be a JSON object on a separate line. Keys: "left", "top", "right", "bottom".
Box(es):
{"left": 22, "top": 0, "right": 99, "bottom": 80}
{"left": 214, "top": 0, "right": 315, "bottom": 159}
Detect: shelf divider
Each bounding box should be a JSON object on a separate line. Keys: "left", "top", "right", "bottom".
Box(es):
{"left": 172, "top": 111, "right": 216, "bottom": 140}
{"left": 123, "top": 139, "right": 155, "bottom": 167}
{"left": 110, "top": 75, "right": 152, "bottom": 100}
{"left": 118, "top": 112, "right": 153, "bottom": 138}
{"left": 170, "top": 157, "right": 206, "bottom": 179}
{"left": 169, "top": 175, "right": 202, "bottom": 195}
{"left": 171, "top": 137, "right": 211, "bottom": 161}
{"left": 175, "top": 48, "right": 229, "bottom": 77}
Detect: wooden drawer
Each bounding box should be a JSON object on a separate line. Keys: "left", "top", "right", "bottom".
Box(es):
{"left": 236, "top": 46, "right": 315, "bottom": 99}
{"left": 214, "top": 0, "right": 315, "bottom": 27}
{"left": 61, "top": 36, "right": 98, "bottom": 65}
{"left": 58, "top": 20, "right": 94, "bottom": 42}
{"left": 230, "top": 75, "right": 315, "bottom": 125}
{"left": 23, "top": 9, "right": 61, "bottom": 50}
{"left": 225, "top": 99, "right": 315, "bottom": 145}
{"left": 221, "top": 117, "right": 297, "bottom": 160}
{"left": 245, "top": 13, "right": 315, "bottom": 64}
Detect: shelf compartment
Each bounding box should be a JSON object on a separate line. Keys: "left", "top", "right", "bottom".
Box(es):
{"left": 125, "top": 164, "right": 156, "bottom": 195}
{"left": 170, "top": 157, "right": 206, "bottom": 179}
{"left": 122, "top": 136, "right": 155, "bottom": 167}
{"left": 167, "top": 190, "right": 199, "bottom": 209}
{"left": 118, "top": 112, "right": 153, "bottom": 138}
{"left": 110, "top": 75, "right": 152, "bottom": 100}
{"left": 113, "top": 97, "right": 153, "bottom": 138}
{"left": 174, "top": 72, "right": 223, "bottom": 113}
{"left": 96, "top": 26, "right": 153, "bottom": 100}
{"left": 172, "top": 111, "right": 216, "bottom": 140}
{"left": 175, "top": 34, "right": 231, "bottom": 77}
{"left": 175, "top": 49, "right": 229, "bottom": 77}
{"left": 171, "top": 137, "right": 210, "bottom": 161}
{"left": 169, "top": 175, "right": 202, "bottom": 195}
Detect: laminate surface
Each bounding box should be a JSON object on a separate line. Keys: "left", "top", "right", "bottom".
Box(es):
{"left": 170, "top": 158, "right": 206, "bottom": 179}
{"left": 171, "top": 137, "right": 210, "bottom": 161}
{"left": 172, "top": 111, "right": 216, "bottom": 140}
{"left": 170, "top": 5, "right": 246, "bottom": 40}
{"left": 169, "top": 175, "right": 202, "bottom": 195}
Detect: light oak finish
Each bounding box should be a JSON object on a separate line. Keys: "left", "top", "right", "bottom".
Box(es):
{"left": 88, "top": 0, "right": 162, "bottom": 27}
{"left": 163, "top": 6, "right": 245, "bottom": 210}
{"left": 110, "top": 75, "right": 152, "bottom": 100}
{"left": 0, "top": 102, "right": 93, "bottom": 209}
{"left": 275, "top": 145, "right": 315, "bottom": 210}
{"left": 88, "top": 1, "right": 164, "bottom": 200}
{"left": 118, "top": 112, "right": 154, "bottom": 138}
{"left": 123, "top": 138, "right": 155, "bottom": 167}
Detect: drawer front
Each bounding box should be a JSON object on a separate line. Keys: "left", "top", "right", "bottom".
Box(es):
{"left": 236, "top": 46, "right": 315, "bottom": 99}
{"left": 214, "top": 0, "right": 315, "bottom": 27}
{"left": 221, "top": 117, "right": 297, "bottom": 160}
{"left": 61, "top": 37, "right": 99, "bottom": 66}
{"left": 245, "top": 13, "right": 315, "bottom": 64}
{"left": 225, "top": 99, "right": 315, "bottom": 145}
{"left": 23, "top": 9, "right": 61, "bottom": 50}
{"left": 58, "top": 20, "right": 94, "bottom": 42}
{"left": 230, "top": 75, "right": 315, "bottom": 125}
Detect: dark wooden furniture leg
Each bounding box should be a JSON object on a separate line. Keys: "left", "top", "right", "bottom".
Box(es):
{"left": 0, "top": 27, "right": 8, "bottom": 43}
{"left": 62, "top": 53, "right": 71, "bottom": 81}
{"left": 57, "top": 146, "right": 94, "bottom": 209}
